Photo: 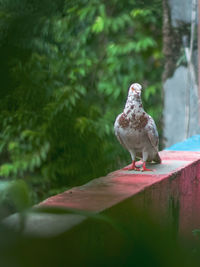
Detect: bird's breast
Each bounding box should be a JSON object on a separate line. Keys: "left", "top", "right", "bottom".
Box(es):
{"left": 117, "top": 110, "right": 148, "bottom": 131}
{"left": 117, "top": 113, "right": 130, "bottom": 129}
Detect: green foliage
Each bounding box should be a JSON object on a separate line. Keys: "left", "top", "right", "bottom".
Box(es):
{"left": 0, "top": 180, "right": 30, "bottom": 218}
{"left": 0, "top": 0, "right": 163, "bottom": 203}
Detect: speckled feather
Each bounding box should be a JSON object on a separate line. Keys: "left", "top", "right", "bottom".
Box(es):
{"left": 114, "top": 83, "right": 161, "bottom": 164}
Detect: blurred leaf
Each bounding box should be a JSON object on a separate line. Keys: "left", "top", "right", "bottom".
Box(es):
{"left": 0, "top": 180, "right": 30, "bottom": 212}
{"left": 92, "top": 16, "right": 104, "bottom": 33}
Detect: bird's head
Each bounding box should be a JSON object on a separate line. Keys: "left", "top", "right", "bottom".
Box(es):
{"left": 128, "top": 83, "right": 142, "bottom": 98}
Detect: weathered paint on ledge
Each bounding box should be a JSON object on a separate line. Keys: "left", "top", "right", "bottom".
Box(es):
{"left": 39, "top": 151, "right": 200, "bottom": 212}
{"left": 38, "top": 150, "right": 200, "bottom": 238}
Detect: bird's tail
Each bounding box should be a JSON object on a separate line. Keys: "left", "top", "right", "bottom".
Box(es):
{"left": 154, "top": 152, "right": 162, "bottom": 164}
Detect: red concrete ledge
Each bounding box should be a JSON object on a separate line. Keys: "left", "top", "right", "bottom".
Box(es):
{"left": 37, "top": 150, "right": 200, "bottom": 237}
{"left": 5, "top": 150, "right": 200, "bottom": 239}
{"left": 39, "top": 151, "right": 200, "bottom": 211}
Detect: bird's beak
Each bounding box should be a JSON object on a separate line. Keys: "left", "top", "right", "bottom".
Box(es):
{"left": 131, "top": 86, "right": 134, "bottom": 91}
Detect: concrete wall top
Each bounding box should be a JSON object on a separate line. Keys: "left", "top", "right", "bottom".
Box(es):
{"left": 4, "top": 136, "right": 200, "bottom": 239}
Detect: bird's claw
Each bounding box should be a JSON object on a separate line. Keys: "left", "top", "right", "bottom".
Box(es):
{"left": 123, "top": 166, "right": 140, "bottom": 171}
{"left": 123, "top": 162, "right": 155, "bottom": 172}
{"left": 141, "top": 162, "right": 155, "bottom": 172}
{"left": 123, "top": 161, "right": 140, "bottom": 171}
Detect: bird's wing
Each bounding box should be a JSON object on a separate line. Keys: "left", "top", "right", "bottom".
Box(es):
{"left": 146, "top": 116, "right": 159, "bottom": 151}
{"left": 114, "top": 114, "right": 128, "bottom": 150}
{"left": 115, "top": 130, "right": 128, "bottom": 150}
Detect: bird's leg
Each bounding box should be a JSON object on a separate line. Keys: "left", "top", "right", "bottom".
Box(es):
{"left": 141, "top": 151, "right": 154, "bottom": 172}
{"left": 123, "top": 151, "right": 140, "bottom": 171}
{"left": 132, "top": 160, "right": 140, "bottom": 171}
{"left": 123, "top": 160, "right": 140, "bottom": 171}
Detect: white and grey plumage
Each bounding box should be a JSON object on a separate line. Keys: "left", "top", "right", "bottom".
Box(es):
{"left": 114, "top": 83, "right": 161, "bottom": 171}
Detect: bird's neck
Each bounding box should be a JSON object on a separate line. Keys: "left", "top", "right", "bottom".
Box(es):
{"left": 124, "top": 96, "right": 144, "bottom": 115}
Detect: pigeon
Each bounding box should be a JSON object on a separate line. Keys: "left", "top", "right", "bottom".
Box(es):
{"left": 114, "top": 83, "right": 161, "bottom": 171}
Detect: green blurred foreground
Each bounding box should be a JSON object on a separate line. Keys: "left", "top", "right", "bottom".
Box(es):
{"left": 1, "top": 206, "right": 200, "bottom": 267}
{"left": 0, "top": 0, "right": 163, "bottom": 205}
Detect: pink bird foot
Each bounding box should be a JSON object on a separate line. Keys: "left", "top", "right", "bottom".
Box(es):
{"left": 141, "top": 162, "right": 155, "bottom": 172}
{"left": 123, "top": 161, "right": 140, "bottom": 171}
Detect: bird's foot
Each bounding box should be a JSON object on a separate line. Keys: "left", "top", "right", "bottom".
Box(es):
{"left": 141, "top": 162, "right": 155, "bottom": 172}
{"left": 123, "top": 161, "right": 140, "bottom": 171}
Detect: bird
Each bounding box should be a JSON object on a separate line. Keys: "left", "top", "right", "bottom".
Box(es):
{"left": 114, "top": 83, "right": 161, "bottom": 171}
